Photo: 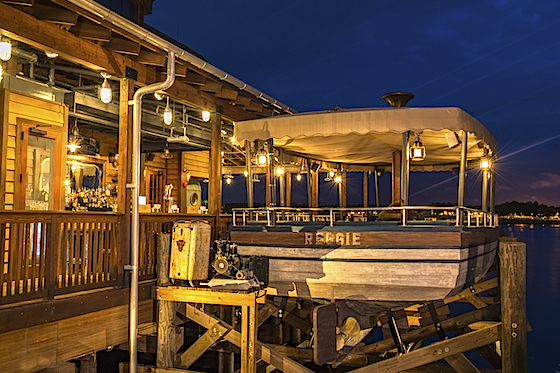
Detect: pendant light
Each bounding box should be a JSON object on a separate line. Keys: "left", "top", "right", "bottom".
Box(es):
{"left": 163, "top": 96, "right": 173, "bottom": 125}
{"left": 410, "top": 134, "right": 426, "bottom": 161}
{"left": 480, "top": 156, "right": 491, "bottom": 170}
{"left": 161, "top": 144, "right": 173, "bottom": 159}
{"left": 202, "top": 110, "right": 211, "bottom": 122}
{"left": 0, "top": 39, "right": 12, "bottom": 61}
{"left": 99, "top": 73, "right": 112, "bottom": 104}
{"left": 67, "top": 119, "right": 81, "bottom": 152}
{"left": 296, "top": 173, "right": 302, "bottom": 182}
{"left": 256, "top": 149, "right": 268, "bottom": 166}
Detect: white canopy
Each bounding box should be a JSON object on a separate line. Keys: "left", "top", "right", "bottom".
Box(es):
{"left": 234, "top": 107, "right": 496, "bottom": 170}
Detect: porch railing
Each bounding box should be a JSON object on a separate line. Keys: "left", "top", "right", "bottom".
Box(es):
{"left": 1, "top": 211, "right": 220, "bottom": 306}
{"left": 232, "top": 206, "right": 499, "bottom": 228}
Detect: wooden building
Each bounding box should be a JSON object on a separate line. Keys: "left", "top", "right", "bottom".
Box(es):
{"left": 0, "top": 1, "right": 291, "bottom": 371}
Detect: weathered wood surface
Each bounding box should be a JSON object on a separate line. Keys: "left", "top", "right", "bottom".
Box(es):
{"left": 499, "top": 241, "right": 527, "bottom": 373}
{"left": 157, "top": 233, "right": 175, "bottom": 369}
{"left": 0, "top": 300, "right": 154, "bottom": 373}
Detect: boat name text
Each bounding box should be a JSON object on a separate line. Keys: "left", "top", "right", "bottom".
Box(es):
{"left": 304, "top": 232, "right": 361, "bottom": 246}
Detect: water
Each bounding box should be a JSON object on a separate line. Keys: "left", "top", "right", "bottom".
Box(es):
{"left": 506, "top": 224, "right": 560, "bottom": 372}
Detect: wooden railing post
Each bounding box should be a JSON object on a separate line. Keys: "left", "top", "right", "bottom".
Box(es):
{"left": 45, "top": 215, "right": 60, "bottom": 300}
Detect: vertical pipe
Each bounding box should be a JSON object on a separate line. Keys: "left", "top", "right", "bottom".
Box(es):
{"left": 267, "top": 139, "right": 276, "bottom": 206}
{"left": 482, "top": 169, "right": 489, "bottom": 212}
{"left": 245, "top": 140, "right": 254, "bottom": 208}
{"left": 363, "top": 171, "right": 368, "bottom": 208}
{"left": 392, "top": 152, "right": 401, "bottom": 206}
{"left": 279, "top": 173, "right": 285, "bottom": 207}
{"left": 209, "top": 112, "right": 222, "bottom": 216}
{"left": 457, "top": 131, "right": 468, "bottom": 225}
{"left": 130, "top": 52, "right": 175, "bottom": 373}
{"left": 490, "top": 168, "right": 496, "bottom": 213}
{"left": 338, "top": 181, "right": 343, "bottom": 208}
{"left": 401, "top": 132, "right": 410, "bottom": 206}
{"left": 306, "top": 159, "right": 312, "bottom": 207}
{"left": 374, "top": 170, "right": 380, "bottom": 207}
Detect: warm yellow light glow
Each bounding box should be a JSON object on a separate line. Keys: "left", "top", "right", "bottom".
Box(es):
{"left": 243, "top": 170, "right": 248, "bottom": 177}
{"left": 202, "top": 110, "right": 211, "bottom": 122}
{"left": 275, "top": 166, "right": 284, "bottom": 176}
{"left": 230, "top": 136, "right": 236, "bottom": 144}
{"left": 410, "top": 138, "right": 426, "bottom": 161}
{"left": 257, "top": 152, "right": 268, "bottom": 166}
{"left": 154, "top": 92, "right": 164, "bottom": 100}
{"left": 45, "top": 51, "right": 58, "bottom": 58}
{"left": 296, "top": 173, "right": 302, "bottom": 181}
{"left": 480, "top": 157, "right": 491, "bottom": 170}
{"left": 64, "top": 180, "right": 70, "bottom": 186}
{"left": 225, "top": 177, "right": 232, "bottom": 185}
{"left": 67, "top": 143, "right": 81, "bottom": 152}
{"left": 99, "top": 78, "right": 112, "bottom": 104}
{"left": 163, "top": 106, "right": 173, "bottom": 125}
{"left": 335, "top": 175, "right": 342, "bottom": 183}
{"left": 329, "top": 170, "right": 335, "bottom": 178}
{"left": 0, "top": 65, "right": 3, "bottom": 83}
{"left": 0, "top": 41, "right": 11, "bottom": 61}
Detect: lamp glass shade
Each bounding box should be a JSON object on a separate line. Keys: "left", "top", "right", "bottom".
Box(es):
{"left": 257, "top": 153, "right": 267, "bottom": 166}
{"left": 0, "top": 41, "right": 11, "bottom": 61}
{"left": 480, "top": 158, "right": 491, "bottom": 170}
{"left": 275, "top": 166, "right": 284, "bottom": 176}
{"left": 99, "top": 79, "right": 112, "bottom": 104}
{"left": 334, "top": 175, "right": 342, "bottom": 183}
{"left": 296, "top": 173, "right": 302, "bottom": 181}
{"left": 202, "top": 110, "right": 211, "bottom": 122}
{"left": 163, "top": 106, "right": 173, "bottom": 125}
{"left": 45, "top": 51, "right": 58, "bottom": 58}
{"left": 410, "top": 140, "right": 426, "bottom": 161}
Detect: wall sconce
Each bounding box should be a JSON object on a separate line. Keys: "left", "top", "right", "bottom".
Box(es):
{"left": 410, "top": 134, "right": 426, "bottom": 161}
{"left": 0, "top": 39, "right": 12, "bottom": 61}
{"left": 202, "top": 110, "right": 211, "bottom": 122}
{"left": 224, "top": 171, "right": 233, "bottom": 185}
{"left": 275, "top": 166, "right": 284, "bottom": 176}
{"left": 99, "top": 73, "right": 112, "bottom": 104}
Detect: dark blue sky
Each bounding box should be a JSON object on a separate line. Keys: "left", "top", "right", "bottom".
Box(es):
{"left": 146, "top": 1, "right": 560, "bottom": 206}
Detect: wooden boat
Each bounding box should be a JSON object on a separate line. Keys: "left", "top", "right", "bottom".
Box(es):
{"left": 230, "top": 93, "right": 499, "bottom": 303}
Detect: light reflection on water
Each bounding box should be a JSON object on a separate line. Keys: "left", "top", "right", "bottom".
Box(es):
{"left": 506, "top": 224, "right": 560, "bottom": 372}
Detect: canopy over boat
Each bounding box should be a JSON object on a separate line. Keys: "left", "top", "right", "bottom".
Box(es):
{"left": 234, "top": 107, "right": 496, "bottom": 171}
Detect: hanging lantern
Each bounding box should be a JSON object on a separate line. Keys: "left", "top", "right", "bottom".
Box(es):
{"left": 410, "top": 136, "right": 426, "bottom": 161}
{"left": 480, "top": 156, "right": 491, "bottom": 170}
{"left": 99, "top": 76, "right": 112, "bottom": 104}
{"left": 0, "top": 40, "right": 12, "bottom": 61}
{"left": 202, "top": 110, "right": 211, "bottom": 122}
{"left": 275, "top": 166, "right": 284, "bottom": 176}
{"left": 256, "top": 150, "right": 268, "bottom": 166}
{"left": 334, "top": 174, "right": 342, "bottom": 183}
{"left": 163, "top": 97, "right": 173, "bottom": 125}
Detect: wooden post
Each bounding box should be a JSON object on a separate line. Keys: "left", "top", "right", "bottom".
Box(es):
{"left": 209, "top": 110, "right": 222, "bottom": 219}
{"left": 312, "top": 170, "right": 319, "bottom": 208}
{"left": 118, "top": 78, "right": 133, "bottom": 285}
{"left": 286, "top": 172, "right": 291, "bottom": 207}
{"left": 499, "top": 241, "right": 527, "bottom": 373}
{"left": 45, "top": 215, "right": 60, "bottom": 300}
{"left": 363, "top": 171, "right": 368, "bottom": 207}
{"left": 218, "top": 306, "right": 234, "bottom": 373}
{"left": 341, "top": 171, "right": 347, "bottom": 208}
{"left": 265, "top": 171, "right": 271, "bottom": 207}
{"left": 392, "top": 151, "right": 401, "bottom": 205}
{"left": 156, "top": 233, "right": 175, "bottom": 368}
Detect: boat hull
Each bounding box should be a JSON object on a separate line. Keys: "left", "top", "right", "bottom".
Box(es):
{"left": 231, "top": 226, "right": 499, "bottom": 301}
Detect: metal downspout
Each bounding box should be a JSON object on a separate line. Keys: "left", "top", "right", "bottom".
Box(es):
{"left": 457, "top": 131, "right": 468, "bottom": 226}
{"left": 129, "top": 51, "right": 175, "bottom": 373}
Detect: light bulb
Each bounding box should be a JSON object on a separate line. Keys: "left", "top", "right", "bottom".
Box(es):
{"left": 257, "top": 153, "right": 267, "bottom": 166}
{"left": 296, "top": 173, "right": 302, "bottom": 182}
{"left": 275, "top": 166, "right": 284, "bottom": 176}
{"left": 163, "top": 106, "right": 173, "bottom": 125}
{"left": 45, "top": 51, "right": 58, "bottom": 58}
{"left": 244, "top": 170, "right": 248, "bottom": 177}
{"left": 67, "top": 143, "right": 81, "bottom": 152}
{"left": 230, "top": 136, "right": 236, "bottom": 144}
{"left": 202, "top": 110, "right": 211, "bottom": 122}
{"left": 225, "top": 177, "right": 232, "bottom": 185}
{"left": 329, "top": 170, "right": 335, "bottom": 178}
{"left": 0, "top": 40, "right": 11, "bottom": 61}
{"left": 335, "top": 175, "right": 342, "bottom": 183}
{"left": 480, "top": 157, "right": 491, "bottom": 170}
{"left": 99, "top": 78, "right": 112, "bottom": 104}
{"left": 154, "top": 92, "right": 164, "bottom": 100}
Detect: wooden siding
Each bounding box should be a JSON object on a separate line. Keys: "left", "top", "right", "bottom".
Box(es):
{"left": 183, "top": 150, "right": 209, "bottom": 179}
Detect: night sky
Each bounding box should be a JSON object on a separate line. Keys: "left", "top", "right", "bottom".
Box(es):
{"left": 146, "top": 1, "right": 560, "bottom": 207}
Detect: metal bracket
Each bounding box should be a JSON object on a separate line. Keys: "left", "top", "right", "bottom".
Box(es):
{"left": 469, "top": 285, "right": 477, "bottom": 293}
{"left": 126, "top": 183, "right": 136, "bottom": 189}
{"left": 124, "top": 264, "right": 136, "bottom": 271}
{"left": 275, "top": 297, "right": 288, "bottom": 325}
{"left": 387, "top": 310, "right": 407, "bottom": 354}
{"left": 427, "top": 302, "right": 448, "bottom": 341}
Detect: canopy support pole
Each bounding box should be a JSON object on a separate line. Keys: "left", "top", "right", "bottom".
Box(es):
{"left": 245, "top": 140, "right": 254, "bottom": 208}
{"left": 490, "top": 168, "right": 496, "bottom": 213}
{"left": 392, "top": 152, "right": 401, "bottom": 206}
{"left": 363, "top": 171, "right": 368, "bottom": 208}
{"left": 457, "top": 131, "right": 468, "bottom": 226}
{"left": 401, "top": 132, "right": 410, "bottom": 206}
{"left": 482, "top": 169, "right": 489, "bottom": 212}
{"left": 306, "top": 159, "right": 313, "bottom": 207}
{"left": 375, "top": 170, "right": 380, "bottom": 207}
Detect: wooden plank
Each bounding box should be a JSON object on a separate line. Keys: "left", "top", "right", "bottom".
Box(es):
{"left": 178, "top": 322, "right": 229, "bottom": 369}
{"left": 349, "top": 324, "right": 501, "bottom": 373}
{"left": 156, "top": 287, "right": 257, "bottom": 307}
{"left": 209, "top": 113, "right": 222, "bottom": 216}
{"left": 71, "top": 18, "right": 112, "bottom": 42}
{"left": 499, "top": 242, "right": 527, "bottom": 373}
{"left": 358, "top": 304, "right": 500, "bottom": 355}
{"left": 444, "top": 278, "right": 498, "bottom": 304}
{"left": 0, "top": 323, "right": 58, "bottom": 372}
{"left": 444, "top": 353, "right": 482, "bottom": 373}
{"left": 185, "top": 304, "right": 314, "bottom": 373}
{"left": 156, "top": 233, "right": 175, "bottom": 369}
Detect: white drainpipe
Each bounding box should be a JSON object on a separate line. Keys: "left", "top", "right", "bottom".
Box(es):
{"left": 129, "top": 51, "right": 175, "bottom": 373}
{"left": 61, "top": 0, "right": 292, "bottom": 114}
